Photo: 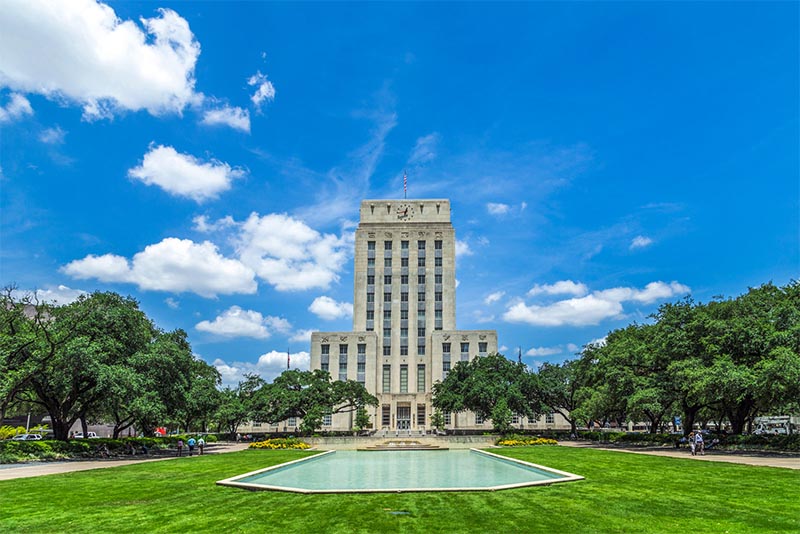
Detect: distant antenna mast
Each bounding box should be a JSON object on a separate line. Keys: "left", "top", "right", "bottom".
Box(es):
{"left": 403, "top": 170, "right": 407, "bottom": 199}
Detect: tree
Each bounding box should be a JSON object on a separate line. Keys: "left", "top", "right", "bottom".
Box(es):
{"left": 215, "top": 374, "right": 265, "bottom": 437}
{"left": 537, "top": 359, "right": 591, "bottom": 435}
{"left": 432, "top": 352, "right": 543, "bottom": 434}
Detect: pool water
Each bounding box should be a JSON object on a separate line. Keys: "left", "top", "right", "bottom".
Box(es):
{"left": 218, "top": 449, "right": 583, "bottom": 493}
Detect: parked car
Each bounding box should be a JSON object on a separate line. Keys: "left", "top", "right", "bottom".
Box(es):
{"left": 11, "top": 434, "right": 42, "bottom": 441}
{"left": 73, "top": 432, "right": 99, "bottom": 439}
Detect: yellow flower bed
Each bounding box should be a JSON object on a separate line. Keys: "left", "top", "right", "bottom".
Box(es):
{"left": 496, "top": 437, "right": 558, "bottom": 447}
{"left": 248, "top": 438, "right": 311, "bottom": 450}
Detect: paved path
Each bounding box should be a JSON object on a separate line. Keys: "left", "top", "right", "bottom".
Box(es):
{"left": 559, "top": 441, "right": 800, "bottom": 470}
{"left": 0, "top": 442, "right": 250, "bottom": 481}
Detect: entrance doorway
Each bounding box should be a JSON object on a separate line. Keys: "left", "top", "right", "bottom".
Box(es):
{"left": 397, "top": 405, "right": 411, "bottom": 430}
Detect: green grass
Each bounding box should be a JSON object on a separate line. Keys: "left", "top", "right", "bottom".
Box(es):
{"left": 1, "top": 447, "right": 798, "bottom": 533}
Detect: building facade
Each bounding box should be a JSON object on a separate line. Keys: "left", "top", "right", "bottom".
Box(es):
{"left": 310, "top": 199, "right": 498, "bottom": 432}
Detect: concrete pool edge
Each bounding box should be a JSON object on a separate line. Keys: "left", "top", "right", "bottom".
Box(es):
{"left": 216, "top": 448, "right": 584, "bottom": 494}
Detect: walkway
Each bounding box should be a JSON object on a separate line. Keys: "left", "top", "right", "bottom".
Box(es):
{"left": 0, "top": 442, "right": 250, "bottom": 481}
{"left": 559, "top": 441, "right": 800, "bottom": 470}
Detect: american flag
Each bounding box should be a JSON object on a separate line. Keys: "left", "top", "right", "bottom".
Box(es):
{"left": 403, "top": 171, "right": 407, "bottom": 198}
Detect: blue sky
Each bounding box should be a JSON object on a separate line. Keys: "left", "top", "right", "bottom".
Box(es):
{"left": 1, "top": 1, "right": 797, "bottom": 386}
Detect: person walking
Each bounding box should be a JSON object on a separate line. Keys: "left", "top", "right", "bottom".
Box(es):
{"left": 187, "top": 436, "right": 196, "bottom": 456}
{"left": 695, "top": 431, "right": 705, "bottom": 456}
{"left": 198, "top": 436, "right": 205, "bottom": 455}
{"left": 176, "top": 439, "right": 184, "bottom": 457}
{"left": 688, "top": 431, "right": 696, "bottom": 456}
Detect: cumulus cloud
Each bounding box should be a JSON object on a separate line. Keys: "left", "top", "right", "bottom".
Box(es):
{"left": 504, "top": 281, "right": 690, "bottom": 327}
{"left": 309, "top": 296, "right": 353, "bottom": 321}
{"left": 487, "top": 202, "right": 510, "bottom": 215}
{"left": 192, "top": 214, "right": 236, "bottom": 233}
{"left": 630, "top": 235, "right": 654, "bottom": 250}
{"left": 236, "top": 213, "right": 350, "bottom": 291}
{"left": 526, "top": 346, "right": 563, "bottom": 357}
{"left": 408, "top": 132, "right": 440, "bottom": 165}
{"left": 455, "top": 240, "right": 473, "bottom": 258}
{"left": 62, "top": 238, "right": 257, "bottom": 298}
{"left": 26, "top": 285, "right": 86, "bottom": 305}
{"left": 128, "top": 144, "right": 245, "bottom": 202}
{"left": 196, "top": 306, "right": 291, "bottom": 339}
{"left": 528, "top": 280, "right": 589, "bottom": 297}
{"left": 0, "top": 92, "right": 33, "bottom": 122}
{"left": 0, "top": 1, "right": 201, "bottom": 120}
{"left": 201, "top": 104, "right": 250, "bottom": 133}
{"left": 213, "top": 350, "right": 310, "bottom": 387}
{"left": 484, "top": 291, "right": 505, "bottom": 305}
{"left": 289, "top": 329, "right": 314, "bottom": 343}
{"left": 248, "top": 70, "right": 275, "bottom": 111}
{"left": 39, "top": 126, "right": 66, "bottom": 144}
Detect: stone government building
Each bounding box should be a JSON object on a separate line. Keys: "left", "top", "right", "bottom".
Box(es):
{"left": 310, "top": 198, "right": 498, "bottom": 432}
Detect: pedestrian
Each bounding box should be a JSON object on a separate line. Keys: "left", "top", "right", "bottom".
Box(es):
{"left": 177, "top": 439, "right": 184, "bottom": 457}
{"left": 695, "top": 431, "right": 705, "bottom": 455}
{"left": 198, "top": 436, "right": 205, "bottom": 455}
{"left": 688, "top": 431, "right": 696, "bottom": 456}
{"left": 187, "top": 436, "right": 196, "bottom": 456}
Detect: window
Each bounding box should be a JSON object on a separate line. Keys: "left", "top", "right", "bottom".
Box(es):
{"left": 418, "top": 344, "right": 425, "bottom": 355}
{"left": 461, "top": 342, "right": 469, "bottom": 354}
{"left": 435, "top": 292, "right": 442, "bottom": 302}
{"left": 418, "top": 327, "right": 425, "bottom": 337}
{"left": 511, "top": 413, "right": 520, "bottom": 425}
{"left": 401, "top": 257, "right": 409, "bottom": 267}
{"left": 401, "top": 274, "right": 408, "bottom": 284}
{"left": 435, "top": 274, "right": 442, "bottom": 284}
{"left": 400, "top": 345, "right": 408, "bottom": 355}
{"left": 357, "top": 362, "right": 365, "bottom": 373}
{"left": 401, "top": 292, "right": 408, "bottom": 302}
{"left": 366, "top": 310, "right": 374, "bottom": 320}
{"left": 384, "top": 292, "right": 391, "bottom": 303}
{"left": 546, "top": 412, "right": 555, "bottom": 424}
{"left": 444, "top": 412, "right": 451, "bottom": 425}
{"left": 383, "top": 309, "right": 391, "bottom": 320}
{"left": 400, "top": 364, "right": 408, "bottom": 393}
{"left": 434, "top": 240, "right": 442, "bottom": 250}
{"left": 383, "top": 327, "right": 391, "bottom": 337}
{"left": 475, "top": 413, "right": 484, "bottom": 425}
{"left": 288, "top": 417, "right": 297, "bottom": 428}
{"left": 418, "top": 274, "right": 426, "bottom": 284}
{"left": 443, "top": 360, "right": 450, "bottom": 378}
{"left": 367, "top": 241, "right": 375, "bottom": 251}
{"left": 367, "top": 275, "right": 375, "bottom": 285}
{"left": 368, "top": 257, "right": 375, "bottom": 267}
{"left": 442, "top": 342, "right": 451, "bottom": 354}
{"left": 417, "top": 404, "right": 426, "bottom": 426}
{"left": 384, "top": 240, "right": 392, "bottom": 250}
{"left": 321, "top": 362, "right": 329, "bottom": 372}
{"left": 435, "top": 257, "right": 442, "bottom": 267}
{"left": 384, "top": 275, "right": 392, "bottom": 285}
{"left": 358, "top": 344, "right": 366, "bottom": 356}
{"left": 323, "top": 414, "right": 332, "bottom": 426}
{"left": 417, "top": 364, "right": 426, "bottom": 392}
{"left": 366, "top": 293, "right": 374, "bottom": 303}
{"left": 384, "top": 257, "right": 392, "bottom": 267}
{"left": 400, "top": 327, "right": 408, "bottom": 337}
{"left": 418, "top": 257, "right": 426, "bottom": 267}
{"left": 435, "top": 309, "right": 442, "bottom": 320}
{"left": 401, "top": 240, "right": 409, "bottom": 250}
{"left": 382, "top": 405, "right": 391, "bottom": 427}
{"left": 383, "top": 345, "right": 391, "bottom": 356}
{"left": 479, "top": 342, "right": 488, "bottom": 356}
{"left": 339, "top": 361, "right": 347, "bottom": 381}
{"left": 321, "top": 344, "right": 330, "bottom": 356}
{"left": 418, "top": 240, "right": 426, "bottom": 250}
{"left": 383, "top": 364, "right": 391, "bottom": 393}
{"left": 400, "top": 309, "right": 408, "bottom": 320}
{"left": 418, "top": 292, "right": 425, "bottom": 302}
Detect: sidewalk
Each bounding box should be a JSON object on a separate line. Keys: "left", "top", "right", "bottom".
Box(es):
{"left": 559, "top": 441, "right": 800, "bottom": 470}
{"left": 0, "top": 442, "right": 250, "bottom": 481}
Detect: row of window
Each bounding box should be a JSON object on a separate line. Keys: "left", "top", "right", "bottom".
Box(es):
{"left": 368, "top": 240, "right": 443, "bottom": 251}
{"left": 368, "top": 256, "right": 444, "bottom": 268}
{"left": 264, "top": 411, "right": 555, "bottom": 428}
{"left": 367, "top": 291, "right": 444, "bottom": 302}
{"left": 367, "top": 274, "right": 444, "bottom": 285}
{"left": 382, "top": 364, "right": 426, "bottom": 393}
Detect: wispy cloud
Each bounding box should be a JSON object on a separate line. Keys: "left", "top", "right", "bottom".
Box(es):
{"left": 630, "top": 235, "right": 653, "bottom": 250}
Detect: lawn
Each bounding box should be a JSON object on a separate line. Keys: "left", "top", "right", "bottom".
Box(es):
{"left": 1, "top": 447, "right": 797, "bottom": 533}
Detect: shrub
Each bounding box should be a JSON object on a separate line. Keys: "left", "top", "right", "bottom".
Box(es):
{"left": 249, "top": 438, "right": 311, "bottom": 450}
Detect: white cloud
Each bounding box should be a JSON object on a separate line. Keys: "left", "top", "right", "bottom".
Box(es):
{"left": 504, "top": 281, "right": 690, "bottom": 327}
{"left": 289, "top": 329, "right": 314, "bottom": 343}
{"left": 566, "top": 343, "right": 580, "bottom": 353}
{"left": 455, "top": 239, "right": 473, "bottom": 257}
{"left": 408, "top": 132, "right": 440, "bottom": 165}
{"left": 128, "top": 144, "right": 245, "bottom": 202}
{"left": 165, "top": 297, "right": 179, "bottom": 309}
{"left": 196, "top": 305, "right": 291, "bottom": 339}
{"left": 39, "top": 126, "right": 66, "bottom": 144}
{"left": 62, "top": 238, "right": 257, "bottom": 298}
{"left": 193, "top": 214, "right": 236, "bottom": 233}
{"left": 33, "top": 285, "right": 86, "bottom": 305}
{"left": 201, "top": 105, "right": 250, "bottom": 133}
{"left": 587, "top": 336, "right": 607, "bottom": 347}
{"left": 526, "top": 346, "right": 563, "bottom": 357}
{"left": 528, "top": 280, "right": 589, "bottom": 297}
{"left": 236, "top": 213, "right": 350, "bottom": 291}
{"left": 213, "top": 350, "right": 310, "bottom": 387}
{"left": 484, "top": 291, "right": 505, "bottom": 305}
{"left": 630, "top": 235, "right": 654, "bottom": 250}
{"left": 487, "top": 202, "right": 510, "bottom": 215}
{"left": 248, "top": 70, "right": 275, "bottom": 111}
{"left": 309, "top": 296, "right": 353, "bottom": 321}
{"left": 0, "top": 1, "right": 201, "bottom": 120}
{"left": 0, "top": 92, "right": 33, "bottom": 122}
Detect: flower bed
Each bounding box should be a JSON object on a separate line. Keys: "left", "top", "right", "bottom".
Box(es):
{"left": 496, "top": 436, "right": 558, "bottom": 447}
{"left": 248, "top": 438, "right": 311, "bottom": 450}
